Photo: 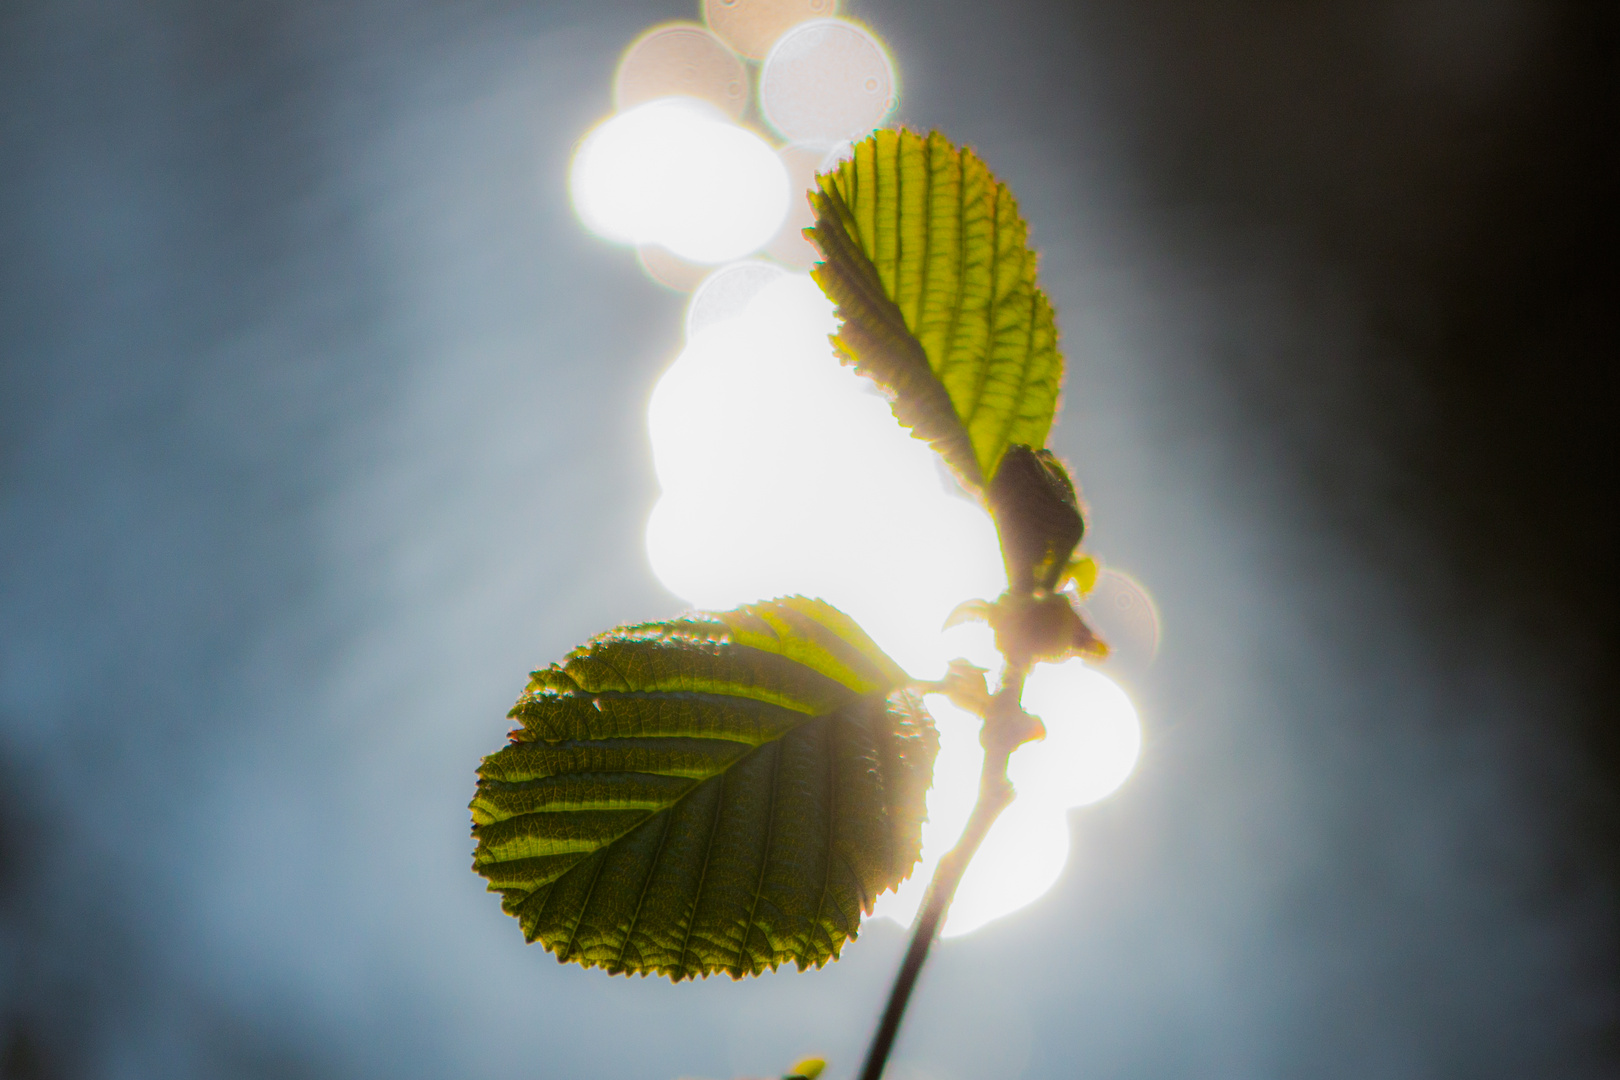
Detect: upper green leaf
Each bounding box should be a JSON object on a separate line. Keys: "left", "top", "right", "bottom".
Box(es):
{"left": 471, "top": 596, "right": 937, "bottom": 981}
{"left": 808, "top": 129, "right": 1063, "bottom": 488}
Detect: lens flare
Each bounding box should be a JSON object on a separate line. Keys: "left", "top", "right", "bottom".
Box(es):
{"left": 759, "top": 19, "right": 897, "bottom": 143}
{"left": 570, "top": 98, "right": 790, "bottom": 264}
{"left": 1080, "top": 568, "right": 1162, "bottom": 674}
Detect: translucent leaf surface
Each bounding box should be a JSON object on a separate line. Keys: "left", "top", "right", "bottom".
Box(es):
{"left": 808, "top": 129, "right": 1063, "bottom": 487}
{"left": 471, "top": 596, "right": 937, "bottom": 980}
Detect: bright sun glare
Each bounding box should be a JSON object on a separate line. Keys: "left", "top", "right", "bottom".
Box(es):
{"left": 569, "top": 5, "right": 1148, "bottom": 938}
{"left": 647, "top": 269, "right": 1143, "bottom": 935}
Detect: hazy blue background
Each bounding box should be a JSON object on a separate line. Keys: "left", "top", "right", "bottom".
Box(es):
{"left": 2, "top": 1, "right": 1614, "bottom": 1077}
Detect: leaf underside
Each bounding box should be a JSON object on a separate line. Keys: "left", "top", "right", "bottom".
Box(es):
{"left": 471, "top": 596, "right": 937, "bottom": 981}
{"left": 808, "top": 129, "right": 1063, "bottom": 488}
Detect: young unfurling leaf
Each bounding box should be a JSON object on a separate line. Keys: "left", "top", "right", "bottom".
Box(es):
{"left": 986, "top": 444, "right": 1085, "bottom": 594}
{"left": 470, "top": 596, "right": 937, "bottom": 981}
{"left": 807, "top": 130, "right": 1063, "bottom": 489}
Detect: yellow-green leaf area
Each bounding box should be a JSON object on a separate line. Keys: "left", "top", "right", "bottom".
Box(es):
{"left": 471, "top": 597, "right": 937, "bottom": 981}
{"left": 809, "top": 129, "right": 1063, "bottom": 487}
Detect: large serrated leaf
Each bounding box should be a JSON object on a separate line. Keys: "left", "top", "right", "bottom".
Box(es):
{"left": 808, "top": 129, "right": 1063, "bottom": 488}
{"left": 471, "top": 596, "right": 937, "bottom": 981}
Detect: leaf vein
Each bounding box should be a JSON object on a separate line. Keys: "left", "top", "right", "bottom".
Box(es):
{"left": 735, "top": 739, "right": 784, "bottom": 977}
{"left": 611, "top": 804, "right": 676, "bottom": 974}
{"left": 558, "top": 846, "right": 612, "bottom": 963}
{"left": 810, "top": 714, "right": 839, "bottom": 957}
{"left": 674, "top": 771, "right": 728, "bottom": 979}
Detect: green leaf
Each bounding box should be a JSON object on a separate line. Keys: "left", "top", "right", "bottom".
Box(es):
{"left": 808, "top": 129, "right": 1063, "bottom": 488}
{"left": 471, "top": 596, "right": 937, "bottom": 981}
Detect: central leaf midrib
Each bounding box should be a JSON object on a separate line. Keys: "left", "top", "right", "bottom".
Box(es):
{"left": 819, "top": 178, "right": 979, "bottom": 485}
{"left": 489, "top": 722, "right": 811, "bottom": 835}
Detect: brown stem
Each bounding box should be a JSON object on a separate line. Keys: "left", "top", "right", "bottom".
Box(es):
{"left": 855, "top": 664, "right": 1033, "bottom": 1080}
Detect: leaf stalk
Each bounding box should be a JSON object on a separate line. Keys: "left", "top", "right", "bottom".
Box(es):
{"left": 855, "top": 663, "right": 1034, "bottom": 1080}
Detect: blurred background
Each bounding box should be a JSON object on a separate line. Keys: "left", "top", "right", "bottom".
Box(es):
{"left": 1, "top": 0, "right": 1615, "bottom": 1077}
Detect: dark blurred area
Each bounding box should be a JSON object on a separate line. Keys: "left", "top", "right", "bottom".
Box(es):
{"left": 1, "top": 1, "right": 1615, "bottom": 1078}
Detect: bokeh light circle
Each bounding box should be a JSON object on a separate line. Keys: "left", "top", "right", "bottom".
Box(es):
{"left": 614, "top": 22, "right": 749, "bottom": 118}
{"left": 759, "top": 19, "right": 897, "bottom": 142}
{"left": 704, "top": 0, "right": 839, "bottom": 61}
{"left": 1081, "top": 568, "right": 1162, "bottom": 674}
{"left": 636, "top": 244, "right": 710, "bottom": 292}
{"left": 570, "top": 98, "right": 790, "bottom": 264}
{"left": 685, "top": 260, "right": 789, "bottom": 340}
{"left": 1012, "top": 658, "right": 1143, "bottom": 809}
{"left": 871, "top": 672, "right": 1140, "bottom": 936}
{"left": 945, "top": 797, "right": 1073, "bottom": 937}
